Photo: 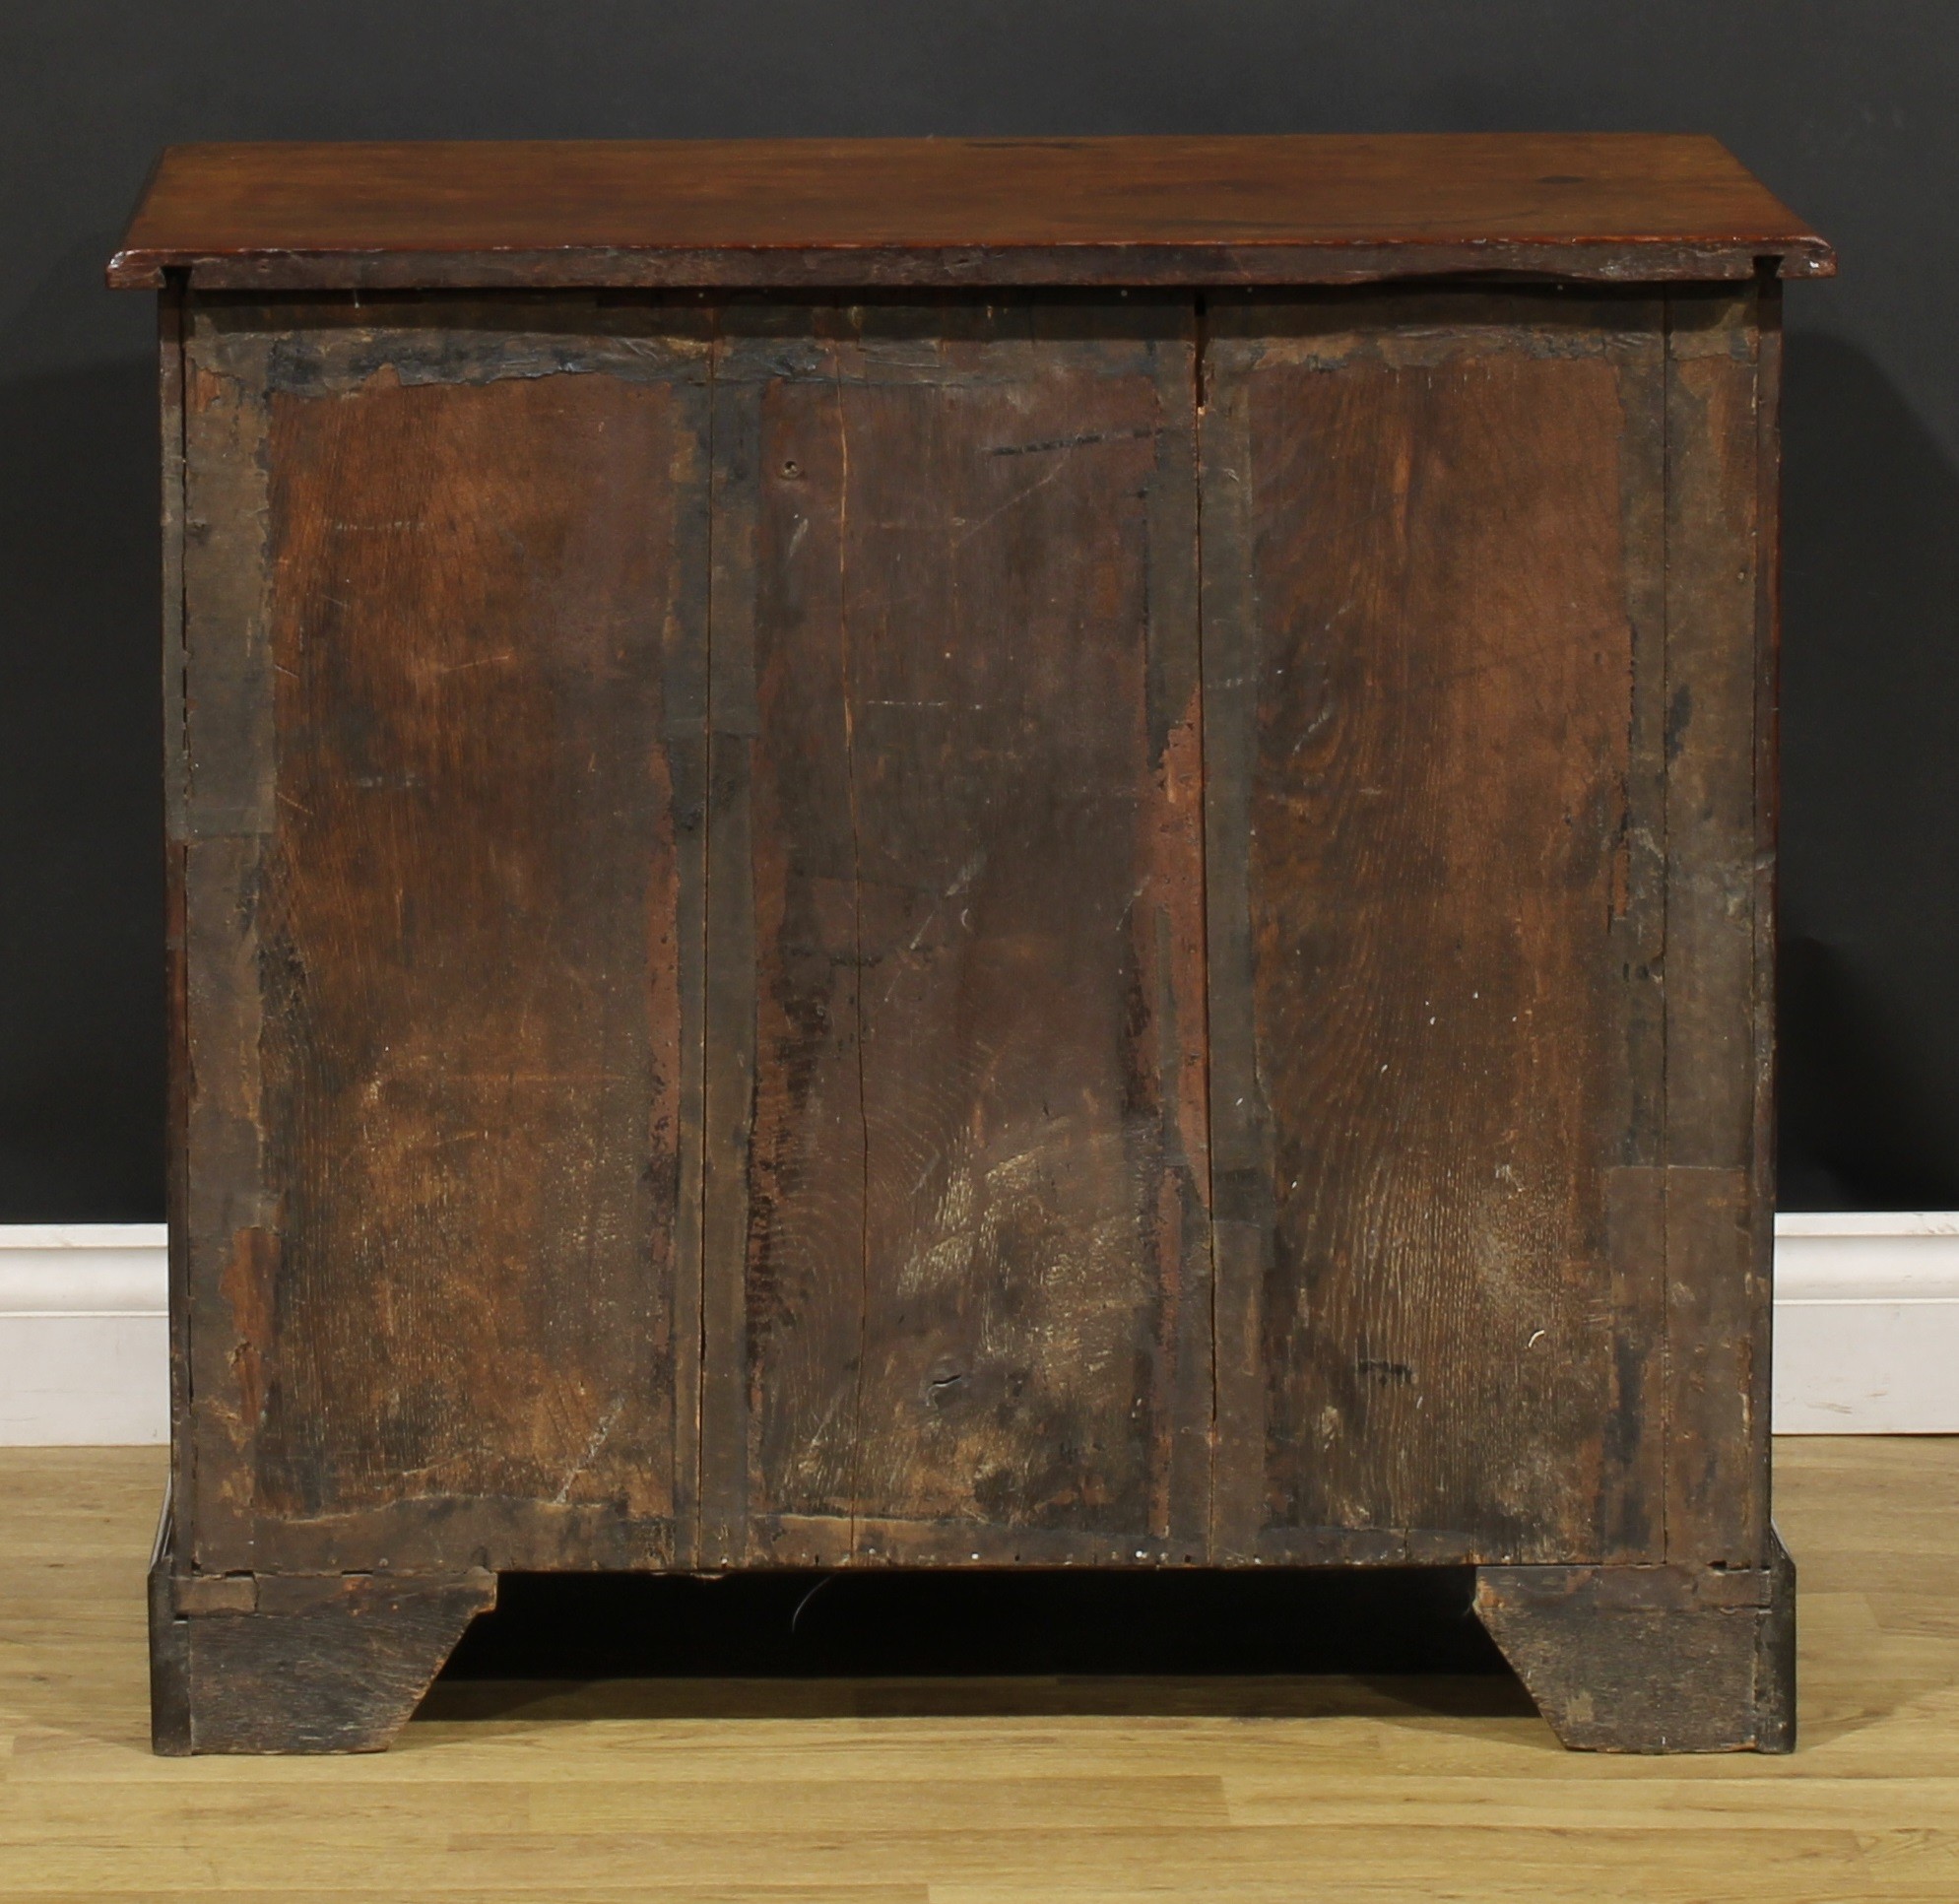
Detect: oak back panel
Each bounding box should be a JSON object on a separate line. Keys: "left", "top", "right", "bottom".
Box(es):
{"left": 177, "top": 295, "right": 711, "bottom": 1573}
{"left": 701, "top": 300, "right": 1211, "bottom": 1566}
{"left": 1202, "top": 291, "right": 1696, "bottom": 1565}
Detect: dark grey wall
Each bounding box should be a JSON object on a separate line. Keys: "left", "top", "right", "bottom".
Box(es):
{"left": 3, "top": 1, "right": 1953, "bottom": 1215}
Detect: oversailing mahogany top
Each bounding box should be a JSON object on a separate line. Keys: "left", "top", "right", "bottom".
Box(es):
{"left": 109, "top": 134, "right": 1832, "bottom": 292}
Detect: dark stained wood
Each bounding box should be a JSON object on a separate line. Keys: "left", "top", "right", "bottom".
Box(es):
{"left": 146, "top": 1488, "right": 190, "bottom": 1752}
{"left": 1604, "top": 299, "right": 1674, "bottom": 1563}
{"left": 1754, "top": 283, "right": 1785, "bottom": 1539}
{"left": 150, "top": 1498, "right": 494, "bottom": 1755}
{"left": 1202, "top": 291, "right": 1668, "bottom": 1566}
{"left": 1195, "top": 312, "right": 1271, "bottom": 1564}
{"left": 108, "top": 137, "right": 1834, "bottom": 291}
{"left": 160, "top": 287, "right": 194, "bottom": 1561}
{"left": 1663, "top": 286, "right": 1772, "bottom": 1569}
{"left": 1473, "top": 1528, "right": 1795, "bottom": 1752}
{"left": 132, "top": 137, "right": 1810, "bottom": 1753}
{"left": 702, "top": 300, "right": 1211, "bottom": 1567}
{"left": 698, "top": 326, "right": 768, "bottom": 1567}
{"left": 1756, "top": 1519, "right": 1798, "bottom": 1749}
{"left": 178, "top": 307, "right": 278, "bottom": 1574}
{"left": 179, "top": 295, "right": 712, "bottom": 1576}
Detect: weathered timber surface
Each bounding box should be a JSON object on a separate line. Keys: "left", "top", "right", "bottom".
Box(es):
{"left": 1663, "top": 286, "right": 1772, "bottom": 1569}
{"left": 1752, "top": 285, "right": 1784, "bottom": 1543}
{"left": 150, "top": 1495, "right": 494, "bottom": 1754}
{"left": 1202, "top": 292, "right": 1671, "bottom": 1566}
{"left": 1474, "top": 1526, "right": 1795, "bottom": 1751}
{"left": 149, "top": 263, "right": 1793, "bottom": 1754}
{"left": 161, "top": 286, "right": 195, "bottom": 1552}
{"left": 703, "top": 300, "right": 1210, "bottom": 1566}
{"left": 107, "top": 136, "right": 1833, "bottom": 290}
{"left": 177, "top": 295, "right": 712, "bottom": 1575}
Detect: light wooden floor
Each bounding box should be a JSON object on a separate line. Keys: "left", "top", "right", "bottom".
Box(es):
{"left": 3, "top": 1441, "right": 1957, "bottom": 1900}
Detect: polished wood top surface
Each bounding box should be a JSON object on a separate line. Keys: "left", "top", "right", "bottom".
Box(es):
{"left": 109, "top": 134, "right": 1832, "bottom": 290}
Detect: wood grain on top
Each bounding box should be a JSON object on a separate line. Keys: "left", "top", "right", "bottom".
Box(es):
{"left": 109, "top": 135, "right": 1832, "bottom": 290}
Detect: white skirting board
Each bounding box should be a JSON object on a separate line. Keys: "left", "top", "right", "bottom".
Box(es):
{"left": 2, "top": 1216, "right": 1955, "bottom": 1445}
{"left": 0, "top": 1225, "right": 169, "bottom": 1446}
{"left": 1772, "top": 1212, "right": 1959, "bottom": 1433}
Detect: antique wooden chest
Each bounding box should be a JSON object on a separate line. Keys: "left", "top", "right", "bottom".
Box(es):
{"left": 110, "top": 135, "right": 1832, "bottom": 1753}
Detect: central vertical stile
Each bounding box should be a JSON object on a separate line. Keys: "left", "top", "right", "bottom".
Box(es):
{"left": 698, "top": 296, "right": 1213, "bottom": 1566}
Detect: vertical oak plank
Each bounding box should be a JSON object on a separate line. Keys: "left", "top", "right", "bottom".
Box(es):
{"left": 181, "top": 296, "right": 711, "bottom": 1574}
{"left": 1601, "top": 307, "right": 1671, "bottom": 1561}
{"left": 704, "top": 298, "right": 1211, "bottom": 1565}
{"left": 665, "top": 303, "right": 716, "bottom": 1570}
{"left": 1753, "top": 279, "right": 1784, "bottom": 1540}
{"left": 1203, "top": 292, "right": 1665, "bottom": 1564}
{"left": 700, "top": 315, "right": 777, "bottom": 1565}
{"left": 1663, "top": 286, "right": 1769, "bottom": 1568}
{"left": 180, "top": 307, "right": 277, "bottom": 1575}
{"left": 160, "top": 280, "right": 194, "bottom": 1551}
{"left": 1197, "top": 334, "right": 1270, "bottom": 1563}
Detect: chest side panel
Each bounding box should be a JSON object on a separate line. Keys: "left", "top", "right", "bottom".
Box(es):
{"left": 178, "top": 295, "right": 710, "bottom": 1573}
{"left": 703, "top": 300, "right": 1211, "bottom": 1565}
{"left": 1204, "top": 291, "right": 1674, "bottom": 1565}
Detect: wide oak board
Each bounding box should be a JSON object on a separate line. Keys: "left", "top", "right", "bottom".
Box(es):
{"left": 174, "top": 295, "right": 712, "bottom": 1575}
{"left": 701, "top": 299, "right": 1210, "bottom": 1568}
{"left": 1201, "top": 289, "right": 1680, "bottom": 1567}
